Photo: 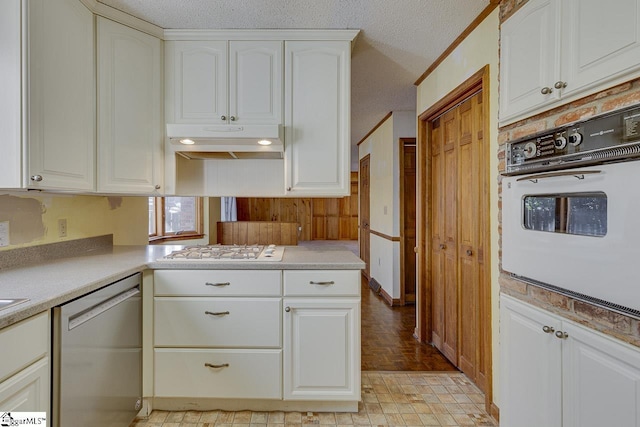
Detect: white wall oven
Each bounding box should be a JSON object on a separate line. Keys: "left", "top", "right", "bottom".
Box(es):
{"left": 502, "top": 105, "right": 640, "bottom": 316}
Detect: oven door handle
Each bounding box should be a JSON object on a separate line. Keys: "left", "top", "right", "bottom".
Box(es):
{"left": 516, "top": 170, "right": 601, "bottom": 183}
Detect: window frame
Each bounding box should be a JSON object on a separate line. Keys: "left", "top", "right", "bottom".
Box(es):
{"left": 149, "top": 196, "right": 205, "bottom": 243}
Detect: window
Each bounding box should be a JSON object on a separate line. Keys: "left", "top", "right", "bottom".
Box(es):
{"left": 149, "top": 196, "right": 204, "bottom": 242}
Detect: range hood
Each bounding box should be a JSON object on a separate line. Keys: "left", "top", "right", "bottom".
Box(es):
{"left": 166, "top": 124, "right": 284, "bottom": 160}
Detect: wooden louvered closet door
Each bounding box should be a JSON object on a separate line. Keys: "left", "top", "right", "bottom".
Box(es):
{"left": 429, "top": 91, "right": 485, "bottom": 391}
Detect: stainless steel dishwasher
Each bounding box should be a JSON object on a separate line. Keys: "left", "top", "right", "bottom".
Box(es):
{"left": 52, "top": 273, "right": 142, "bottom": 427}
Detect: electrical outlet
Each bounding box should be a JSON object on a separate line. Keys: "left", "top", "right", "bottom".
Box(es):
{"left": 0, "top": 221, "right": 9, "bottom": 247}
{"left": 58, "top": 218, "right": 67, "bottom": 237}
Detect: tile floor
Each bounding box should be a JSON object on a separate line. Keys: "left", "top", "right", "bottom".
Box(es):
{"left": 130, "top": 371, "right": 497, "bottom": 427}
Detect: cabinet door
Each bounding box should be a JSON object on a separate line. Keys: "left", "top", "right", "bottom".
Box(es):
{"left": 97, "top": 17, "right": 162, "bottom": 194}
{"left": 165, "top": 40, "right": 228, "bottom": 124}
{"left": 26, "top": 0, "right": 95, "bottom": 191}
{"left": 229, "top": 41, "right": 282, "bottom": 125}
{"left": 0, "top": 358, "right": 49, "bottom": 413}
{"left": 284, "top": 41, "right": 350, "bottom": 196}
{"left": 561, "top": 0, "right": 640, "bottom": 97}
{"left": 500, "top": 295, "right": 562, "bottom": 427}
{"left": 0, "top": 0, "right": 22, "bottom": 189}
{"left": 499, "top": 0, "right": 560, "bottom": 124}
{"left": 562, "top": 321, "right": 640, "bottom": 427}
{"left": 283, "top": 298, "right": 360, "bottom": 401}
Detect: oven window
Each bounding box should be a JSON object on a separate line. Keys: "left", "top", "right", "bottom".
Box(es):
{"left": 523, "top": 192, "right": 607, "bottom": 237}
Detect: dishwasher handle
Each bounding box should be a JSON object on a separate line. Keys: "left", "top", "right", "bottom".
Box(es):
{"left": 68, "top": 286, "right": 140, "bottom": 331}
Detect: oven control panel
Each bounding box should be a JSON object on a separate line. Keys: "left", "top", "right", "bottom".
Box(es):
{"left": 505, "top": 105, "right": 640, "bottom": 175}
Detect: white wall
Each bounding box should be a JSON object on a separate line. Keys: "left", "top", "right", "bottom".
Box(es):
{"left": 359, "top": 111, "right": 416, "bottom": 300}
{"left": 416, "top": 9, "right": 500, "bottom": 404}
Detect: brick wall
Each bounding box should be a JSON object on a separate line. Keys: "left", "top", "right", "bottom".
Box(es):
{"left": 498, "top": 0, "right": 640, "bottom": 348}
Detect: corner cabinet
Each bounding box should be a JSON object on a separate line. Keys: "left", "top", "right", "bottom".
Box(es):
{"left": 97, "top": 17, "right": 163, "bottom": 193}
{"left": 165, "top": 40, "right": 283, "bottom": 126}
{"left": 284, "top": 41, "right": 351, "bottom": 196}
{"left": 499, "top": 0, "right": 640, "bottom": 125}
{"left": 500, "top": 294, "right": 640, "bottom": 427}
{"left": 26, "top": 0, "right": 96, "bottom": 191}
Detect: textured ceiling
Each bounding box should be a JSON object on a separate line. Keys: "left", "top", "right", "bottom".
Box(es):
{"left": 98, "top": 0, "right": 489, "bottom": 162}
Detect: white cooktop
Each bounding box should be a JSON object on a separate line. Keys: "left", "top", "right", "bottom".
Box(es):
{"left": 157, "top": 244, "right": 285, "bottom": 262}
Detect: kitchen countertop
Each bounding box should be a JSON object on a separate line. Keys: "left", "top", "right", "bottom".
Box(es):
{"left": 0, "top": 244, "right": 364, "bottom": 329}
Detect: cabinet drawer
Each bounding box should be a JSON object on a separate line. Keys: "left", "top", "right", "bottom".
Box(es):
{"left": 155, "top": 349, "right": 282, "bottom": 399}
{"left": 154, "top": 270, "right": 281, "bottom": 296}
{"left": 155, "top": 297, "right": 281, "bottom": 347}
{"left": 0, "top": 312, "right": 48, "bottom": 382}
{"left": 284, "top": 270, "right": 359, "bottom": 296}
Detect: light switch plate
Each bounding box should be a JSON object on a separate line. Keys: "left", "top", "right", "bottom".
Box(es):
{"left": 0, "top": 221, "right": 9, "bottom": 247}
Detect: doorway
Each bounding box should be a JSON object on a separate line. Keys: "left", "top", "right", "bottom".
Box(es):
{"left": 416, "top": 66, "right": 492, "bottom": 405}
{"left": 399, "top": 138, "right": 416, "bottom": 305}
{"left": 359, "top": 155, "right": 371, "bottom": 279}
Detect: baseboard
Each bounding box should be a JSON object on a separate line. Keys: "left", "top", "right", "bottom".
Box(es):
{"left": 379, "top": 287, "right": 402, "bottom": 306}
{"left": 490, "top": 402, "right": 500, "bottom": 423}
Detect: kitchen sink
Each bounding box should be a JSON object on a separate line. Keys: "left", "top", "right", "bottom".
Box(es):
{"left": 0, "top": 298, "right": 29, "bottom": 311}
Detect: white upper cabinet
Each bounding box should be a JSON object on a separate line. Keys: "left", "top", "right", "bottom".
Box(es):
{"left": 560, "top": 0, "right": 640, "bottom": 97}
{"left": 165, "top": 41, "right": 228, "bottom": 124}
{"left": 499, "top": 0, "right": 640, "bottom": 125}
{"left": 97, "top": 17, "right": 163, "bottom": 194}
{"left": 230, "top": 41, "right": 283, "bottom": 125}
{"left": 0, "top": 0, "right": 22, "bottom": 189}
{"left": 284, "top": 41, "right": 351, "bottom": 196}
{"left": 166, "top": 40, "right": 282, "bottom": 125}
{"left": 499, "top": 0, "right": 561, "bottom": 123}
{"left": 26, "top": 0, "right": 96, "bottom": 191}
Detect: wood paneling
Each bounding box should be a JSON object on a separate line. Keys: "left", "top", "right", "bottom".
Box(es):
{"left": 359, "top": 156, "right": 371, "bottom": 279}
{"left": 217, "top": 221, "right": 298, "bottom": 245}
{"left": 236, "top": 172, "right": 358, "bottom": 242}
{"left": 400, "top": 139, "right": 417, "bottom": 305}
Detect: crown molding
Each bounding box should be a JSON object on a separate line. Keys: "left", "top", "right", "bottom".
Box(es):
{"left": 79, "top": 0, "right": 164, "bottom": 38}
{"left": 164, "top": 29, "right": 360, "bottom": 42}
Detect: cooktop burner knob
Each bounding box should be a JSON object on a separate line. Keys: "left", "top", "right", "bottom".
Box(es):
{"left": 554, "top": 135, "right": 567, "bottom": 150}
{"left": 569, "top": 132, "right": 583, "bottom": 146}
{"left": 524, "top": 141, "right": 537, "bottom": 159}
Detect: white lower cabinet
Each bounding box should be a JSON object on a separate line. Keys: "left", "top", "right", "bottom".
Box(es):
{"left": 153, "top": 269, "right": 361, "bottom": 409}
{"left": 0, "top": 312, "right": 49, "bottom": 414}
{"left": 500, "top": 294, "right": 640, "bottom": 427}
{"left": 283, "top": 270, "right": 360, "bottom": 402}
{"left": 154, "top": 349, "right": 281, "bottom": 399}
{"left": 283, "top": 299, "right": 360, "bottom": 401}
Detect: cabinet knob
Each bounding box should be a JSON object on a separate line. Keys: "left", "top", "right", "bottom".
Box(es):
{"left": 439, "top": 244, "right": 446, "bottom": 250}
{"left": 540, "top": 87, "right": 553, "bottom": 95}
{"left": 555, "top": 330, "right": 569, "bottom": 339}
{"left": 542, "top": 325, "right": 555, "bottom": 334}
{"left": 466, "top": 249, "right": 473, "bottom": 256}
{"left": 285, "top": 306, "right": 291, "bottom": 312}
{"left": 554, "top": 81, "right": 567, "bottom": 89}
{"left": 30, "top": 174, "right": 43, "bottom": 182}
{"left": 221, "top": 115, "right": 227, "bottom": 121}
{"left": 154, "top": 184, "right": 161, "bottom": 190}
{"left": 286, "top": 187, "right": 292, "bottom": 191}
{"left": 230, "top": 116, "right": 236, "bottom": 121}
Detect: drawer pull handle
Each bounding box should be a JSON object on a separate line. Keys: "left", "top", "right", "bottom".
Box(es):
{"left": 310, "top": 281, "right": 335, "bottom": 285}
{"left": 205, "top": 282, "right": 230, "bottom": 287}
{"left": 205, "top": 363, "right": 229, "bottom": 369}
{"left": 205, "top": 311, "right": 230, "bottom": 316}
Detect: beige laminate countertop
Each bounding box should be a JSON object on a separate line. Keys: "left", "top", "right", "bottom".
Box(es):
{"left": 0, "top": 244, "right": 364, "bottom": 329}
